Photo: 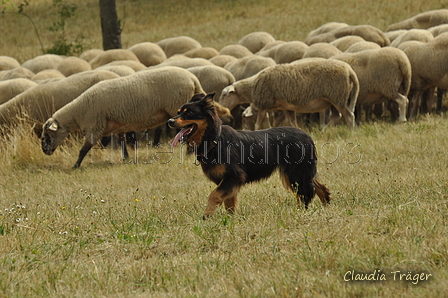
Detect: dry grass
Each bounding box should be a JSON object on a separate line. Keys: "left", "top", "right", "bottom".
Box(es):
{"left": 1, "top": 0, "right": 448, "bottom": 297}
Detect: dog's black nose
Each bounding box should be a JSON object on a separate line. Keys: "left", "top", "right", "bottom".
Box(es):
{"left": 167, "top": 118, "right": 175, "bottom": 127}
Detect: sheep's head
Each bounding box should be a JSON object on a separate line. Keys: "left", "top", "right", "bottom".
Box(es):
{"left": 41, "top": 118, "right": 70, "bottom": 155}
{"left": 218, "top": 84, "right": 241, "bottom": 111}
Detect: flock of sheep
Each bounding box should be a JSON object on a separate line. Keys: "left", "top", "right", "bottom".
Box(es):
{"left": 1, "top": 9, "right": 448, "bottom": 166}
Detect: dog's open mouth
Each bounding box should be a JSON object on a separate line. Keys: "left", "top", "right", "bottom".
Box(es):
{"left": 172, "top": 124, "right": 197, "bottom": 147}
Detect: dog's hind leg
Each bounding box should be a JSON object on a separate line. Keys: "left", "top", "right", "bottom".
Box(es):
{"left": 280, "top": 169, "right": 315, "bottom": 209}
{"left": 203, "top": 178, "right": 242, "bottom": 219}
{"left": 313, "top": 178, "right": 332, "bottom": 205}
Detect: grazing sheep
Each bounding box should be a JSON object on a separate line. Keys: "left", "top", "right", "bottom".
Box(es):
{"left": 257, "top": 41, "right": 308, "bottom": 64}
{"left": 21, "top": 54, "right": 64, "bottom": 73}
{"left": 187, "top": 65, "right": 236, "bottom": 100}
{"left": 98, "top": 60, "right": 147, "bottom": 72}
{"left": 224, "top": 55, "right": 276, "bottom": 80}
{"left": 31, "top": 69, "right": 65, "bottom": 82}
{"left": 209, "top": 55, "right": 237, "bottom": 67}
{"left": 157, "top": 36, "right": 202, "bottom": 58}
{"left": 0, "top": 67, "right": 35, "bottom": 81}
{"left": 330, "top": 35, "right": 365, "bottom": 51}
{"left": 306, "top": 24, "right": 390, "bottom": 47}
{"left": 218, "top": 58, "right": 359, "bottom": 129}
{"left": 56, "top": 56, "right": 92, "bottom": 77}
{"left": 384, "top": 30, "right": 408, "bottom": 42}
{"left": 390, "top": 29, "right": 434, "bottom": 47}
{"left": 89, "top": 49, "right": 140, "bottom": 69}
{"left": 0, "top": 78, "right": 37, "bottom": 105}
{"left": 305, "top": 22, "right": 349, "bottom": 44}
{"left": 399, "top": 32, "right": 448, "bottom": 118}
{"left": 331, "top": 47, "right": 411, "bottom": 122}
{"left": 79, "top": 49, "right": 104, "bottom": 62}
{"left": 96, "top": 64, "right": 135, "bottom": 77}
{"left": 256, "top": 40, "right": 286, "bottom": 53}
{"left": 345, "top": 41, "right": 381, "bottom": 53}
{"left": 428, "top": 23, "right": 448, "bottom": 36}
{"left": 41, "top": 66, "right": 205, "bottom": 168}
{"left": 153, "top": 57, "right": 213, "bottom": 69}
{"left": 302, "top": 43, "right": 341, "bottom": 59}
{"left": 386, "top": 9, "right": 448, "bottom": 31}
{"left": 237, "top": 31, "right": 276, "bottom": 53}
{"left": 0, "top": 70, "right": 120, "bottom": 135}
{"left": 219, "top": 44, "right": 253, "bottom": 58}
{"left": 128, "top": 42, "right": 167, "bottom": 67}
{"left": 183, "top": 47, "right": 220, "bottom": 59}
{"left": 0, "top": 56, "right": 21, "bottom": 71}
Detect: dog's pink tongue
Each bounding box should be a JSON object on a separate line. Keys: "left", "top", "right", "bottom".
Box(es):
{"left": 172, "top": 127, "right": 190, "bottom": 147}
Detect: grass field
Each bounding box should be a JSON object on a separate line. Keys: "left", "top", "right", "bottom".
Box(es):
{"left": 1, "top": 0, "right": 448, "bottom": 297}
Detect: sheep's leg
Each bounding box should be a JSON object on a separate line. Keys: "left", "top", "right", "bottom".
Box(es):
{"left": 73, "top": 141, "right": 95, "bottom": 169}
{"left": 255, "top": 109, "right": 269, "bottom": 130}
{"left": 436, "top": 88, "right": 445, "bottom": 113}
{"left": 118, "top": 133, "right": 129, "bottom": 160}
{"left": 284, "top": 110, "right": 298, "bottom": 127}
{"left": 407, "top": 90, "right": 422, "bottom": 119}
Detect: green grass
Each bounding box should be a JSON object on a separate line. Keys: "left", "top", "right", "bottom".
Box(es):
{"left": 1, "top": 0, "right": 448, "bottom": 297}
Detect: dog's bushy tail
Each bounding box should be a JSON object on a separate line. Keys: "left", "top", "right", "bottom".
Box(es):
{"left": 313, "top": 178, "right": 332, "bottom": 206}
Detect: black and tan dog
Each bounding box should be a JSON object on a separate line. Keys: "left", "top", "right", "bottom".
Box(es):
{"left": 168, "top": 92, "right": 331, "bottom": 218}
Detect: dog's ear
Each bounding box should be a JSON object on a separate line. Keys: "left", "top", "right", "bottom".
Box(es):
{"left": 190, "top": 93, "right": 206, "bottom": 103}
{"left": 202, "top": 92, "right": 216, "bottom": 109}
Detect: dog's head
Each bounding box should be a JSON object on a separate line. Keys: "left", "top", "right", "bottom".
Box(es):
{"left": 168, "top": 92, "right": 221, "bottom": 147}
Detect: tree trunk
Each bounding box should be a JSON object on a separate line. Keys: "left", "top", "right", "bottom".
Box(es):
{"left": 99, "top": 0, "right": 122, "bottom": 50}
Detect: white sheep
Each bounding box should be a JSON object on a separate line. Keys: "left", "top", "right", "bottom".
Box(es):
{"left": 306, "top": 25, "right": 390, "bottom": 47}
{"left": 304, "top": 22, "right": 349, "bottom": 44}
{"left": 56, "top": 56, "right": 92, "bottom": 77}
{"left": 399, "top": 32, "right": 448, "bottom": 118}
{"left": 97, "top": 60, "right": 147, "bottom": 72}
{"left": 156, "top": 36, "right": 202, "bottom": 58}
{"left": 344, "top": 41, "right": 381, "bottom": 53}
{"left": 153, "top": 57, "right": 213, "bottom": 69}
{"left": 224, "top": 55, "right": 276, "bottom": 80}
{"left": 209, "top": 55, "right": 237, "bottom": 67}
{"left": 31, "top": 69, "right": 65, "bottom": 82}
{"left": 128, "top": 42, "right": 167, "bottom": 67}
{"left": 0, "top": 70, "right": 120, "bottom": 136}
{"left": 41, "top": 66, "right": 205, "bottom": 168}
{"left": 302, "top": 43, "right": 341, "bottom": 59}
{"left": 0, "top": 67, "right": 35, "bottom": 81}
{"left": 95, "top": 64, "right": 135, "bottom": 77}
{"left": 0, "top": 56, "right": 21, "bottom": 71}
{"left": 237, "top": 31, "right": 276, "bottom": 53}
{"left": 89, "top": 49, "right": 140, "bottom": 69}
{"left": 187, "top": 65, "right": 236, "bottom": 100}
{"left": 330, "top": 35, "right": 365, "bottom": 51}
{"left": 331, "top": 47, "right": 412, "bottom": 122}
{"left": 21, "top": 54, "right": 64, "bottom": 73}
{"left": 0, "top": 78, "right": 37, "bottom": 105}
{"left": 79, "top": 49, "right": 104, "bottom": 62}
{"left": 218, "top": 58, "right": 359, "bottom": 129}
{"left": 386, "top": 9, "right": 448, "bottom": 31}
{"left": 183, "top": 47, "right": 220, "bottom": 59}
{"left": 257, "top": 41, "right": 308, "bottom": 64}
{"left": 390, "top": 29, "right": 434, "bottom": 48}
{"left": 428, "top": 24, "right": 448, "bottom": 37}
{"left": 219, "top": 44, "right": 253, "bottom": 58}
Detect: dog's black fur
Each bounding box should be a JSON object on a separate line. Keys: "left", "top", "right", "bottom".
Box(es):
{"left": 168, "top": 92, "right": 331, "bottom": 218}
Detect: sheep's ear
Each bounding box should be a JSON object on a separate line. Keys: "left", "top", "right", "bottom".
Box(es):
{"left": 48, "top": 122, "right": 58, "bottom": 131}
{"left": 223, "top": 85, "right": 235, "bottom": 94}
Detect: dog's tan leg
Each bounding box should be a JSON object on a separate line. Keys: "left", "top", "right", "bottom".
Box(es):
{"left": 224, "top": 195, "right": 238, "bottom": 214}
{"left": 203, "top": 181, "right": 241, "bottom": 219}
{"left": 313, "top": 178, "right": 332, "bottom": 206}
